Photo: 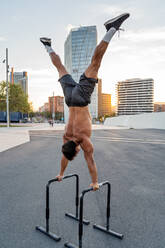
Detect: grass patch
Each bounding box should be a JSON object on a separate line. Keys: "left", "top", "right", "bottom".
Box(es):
{"left": 0, "top": 125, "right": 28, "bottom": 127}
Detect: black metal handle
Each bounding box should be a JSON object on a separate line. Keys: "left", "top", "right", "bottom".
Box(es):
{"left": 47, "top": 174, "right": 79, "bottom": 186}
{"left": 82, "top": 181, "right": 110, "bottom": 195}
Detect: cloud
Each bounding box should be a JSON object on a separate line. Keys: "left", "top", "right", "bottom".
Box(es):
{"left": 0, "top": 37, "right": 6, "bottom": 41}
{"left": 99, "top": 4, "right": 122, "bottom": 15}
{"left": 88, "top": 3, "right": 124, "bottom": 17}
{"left": 20, "top": 67, "right": 63, "bottom": 109}
{"left": 108, "top": 27, "right": 165, "bottom": 63}
{"left": 88, "top": 2, "right": 143, "bottom": 20}
{"left": 11, "top": 15, "right": 24, "bottom": 23}
{"left": 20, "top": 68, "right": 57, "bottom": 79}
{"left": 66, "top": 24, "right": 76, "bottom": 34}
{"left": 124, "top": 27, "right": 165, "bottom": 43}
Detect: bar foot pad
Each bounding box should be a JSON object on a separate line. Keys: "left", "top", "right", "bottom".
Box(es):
{"left": 64, "top": 242, "right": 78, "bottom": 248}
{"left": 36, "top": 226, "right": 61, "bottom": 241}
{"left": 93, "top": 224, "right": 124, "bottom": 239}
{"left": 65, "top": 213, "right": 90, "bottom": 225}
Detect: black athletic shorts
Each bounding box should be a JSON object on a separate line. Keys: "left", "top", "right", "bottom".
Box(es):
{"left": 58, "top": 73, "right": 98, "bottom": 107}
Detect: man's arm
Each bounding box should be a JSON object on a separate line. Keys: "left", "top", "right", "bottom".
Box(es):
{"left": 80, "top": 137, "right": 99, "bottom": 190}
{"left": 56, "top": 155, "right": 69, "bottom": 181}
{"left": 56, "top": 135, "right": 69, "bottom": 181}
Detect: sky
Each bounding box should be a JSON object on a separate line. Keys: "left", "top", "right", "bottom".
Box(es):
{"left": 0, "top": 0, "right": 165, "bottom": 110}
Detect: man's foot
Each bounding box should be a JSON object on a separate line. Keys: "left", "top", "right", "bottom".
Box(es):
{"left": 104, "top": 13, "right": 130, "bottom": 31}
{"left": 40, "top": 37, "right": 51, "bottom": 46}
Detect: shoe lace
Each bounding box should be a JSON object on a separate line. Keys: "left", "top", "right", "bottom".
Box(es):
{"left": 118, "top": 28, "right": 125, "bottom": 37}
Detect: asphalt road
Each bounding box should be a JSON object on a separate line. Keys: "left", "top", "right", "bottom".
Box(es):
{"left": 0, "top": 129, "right": 165, "bottom": 248}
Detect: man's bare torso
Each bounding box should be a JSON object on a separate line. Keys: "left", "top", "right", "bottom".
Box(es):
{"left": 64, "top": 106, "right": 92, "bottom": 144}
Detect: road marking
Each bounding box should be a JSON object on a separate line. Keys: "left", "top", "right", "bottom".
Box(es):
{"left": 30, "top": 134, "right": 165, "bottom": 145}
{"left": 30, "top": 134, "right": 62, "bottom": 138}
{"left": 92, "top": 136, "right": 165, "bottom": 142}
{"left": 93, "top": 137, "right": 165, "bottom": 145}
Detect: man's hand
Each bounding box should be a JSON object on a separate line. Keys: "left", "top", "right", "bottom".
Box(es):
{"left": 56, "top": 175, "right": 63, "bottom": 181}
{"left": 90, "top": 182, "right": 99, "bottom": 191}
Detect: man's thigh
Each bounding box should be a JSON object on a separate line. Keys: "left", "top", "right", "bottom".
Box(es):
{"left": 58, "top": 74, "right": 77, "bottom": 106}
{"left": 58, "top": 66, "right": 68, "bottom": 79}
{"left": 84, "top": 64, "right": 98, "bottom": 79}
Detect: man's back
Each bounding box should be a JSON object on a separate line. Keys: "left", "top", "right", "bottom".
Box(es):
{"left": 65, "top": 106, "right": 92, "bottom": 143}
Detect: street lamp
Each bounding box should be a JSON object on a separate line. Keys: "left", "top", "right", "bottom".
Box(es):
{"left": 52, "top": 91, "right": 55, "bottom": 122}
{"left": 2, "top": 48, "right": 10, "bottom": 128}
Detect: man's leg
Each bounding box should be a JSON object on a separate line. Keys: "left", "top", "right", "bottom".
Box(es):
{"left": 85, "top": 40, "right": 109, "bottom": 79}
{"left": 40, "top": 37, "right": 68, "bottom": 79}
{"left": 49, "top": 52, "right": 68, "bottom": 79}
{"left": 85, "top": 13, "right": 130, "bottom": 79}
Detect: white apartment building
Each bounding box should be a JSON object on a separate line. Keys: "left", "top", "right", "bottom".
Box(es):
{"left": 117, "top": 78, "right": 154, "bottom": 115}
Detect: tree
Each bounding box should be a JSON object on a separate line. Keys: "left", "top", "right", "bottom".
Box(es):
{"left": 0, "top": 81, "right": 32, "bottom": 113}
{"left": 0, "top": 81, "right": 7, "bottom": 111}
{"left": 55, "top": 111, "right": 63, "bottom": 120}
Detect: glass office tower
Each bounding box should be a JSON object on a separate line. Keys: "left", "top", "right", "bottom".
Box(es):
{"left": 64, "top": 25, "right": 98, "bottom": 121}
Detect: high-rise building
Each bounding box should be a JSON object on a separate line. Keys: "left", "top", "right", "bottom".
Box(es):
{"left": 10, "top": 68, "right": 28, "bottom": 95}
{"left": 101, "top": 94, "right": 111, "bottom": 116}
{"left": 64, "top": 25, "right": 98, "bottom": 121}
{"left": 98, "top": 79, "right": 111, "bottom": 116}
{"left": 116, "top": 78, "right": 154, "bottom": 115}
{"left": 98, "top": 79, "right": 102, "bottom": 116}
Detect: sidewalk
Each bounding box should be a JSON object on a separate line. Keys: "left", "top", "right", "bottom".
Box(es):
{"left": 0, "top": 123, "right": 128, "bottom": 153}
{"left": 0, "top": 123, "right": 63, "bottom": 153}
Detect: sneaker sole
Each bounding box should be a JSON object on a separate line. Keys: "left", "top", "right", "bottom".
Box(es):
{"left": 40, "top": 38, "right": 51, "bottom": 43}
{"left": 104, "top": 13, "right": 130, "bottom": 26}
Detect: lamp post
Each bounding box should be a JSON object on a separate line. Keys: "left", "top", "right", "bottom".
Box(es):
{"left": 52, "top": 91, "right": 55, "bottom": 123}
{"left": 6, "top": 48, "right": 10, "bottom": 128}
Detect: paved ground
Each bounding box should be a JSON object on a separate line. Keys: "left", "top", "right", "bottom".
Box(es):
{"left": 0, "top": 129, "right": 165, "bottom": 248}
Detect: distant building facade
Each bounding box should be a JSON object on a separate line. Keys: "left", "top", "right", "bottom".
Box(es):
{"left": 39, "top": 102, "right": 49, "bottom": 112}
{"left": 48, "top": 96, "right": 64, "bottom": 114}
{"left": 101, "top": 94, "right": 111, "bottom": 116}
{"left": 154, "top": 102, "right": 165, "bottom": 112}
{"left": 117, "top": 78, "right": 154, "bottom": 115}
{"left": 98, "top": 79, "right": 111, "bottom": 116}
{"left": 10, "top": 68, "right": 28, "bottom": 95}
{"left": 39, "top": 96, "right": 64, "bottom": 114}
{"left": 64, "top": 25, "right": 98, "bottom": 121}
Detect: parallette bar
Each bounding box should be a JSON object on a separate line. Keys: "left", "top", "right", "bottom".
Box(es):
{"left": 36, "top": 174, "right": 82, "bottom": 243}
{"left": 65, "top": 181, "right": 111, "bottom": 248}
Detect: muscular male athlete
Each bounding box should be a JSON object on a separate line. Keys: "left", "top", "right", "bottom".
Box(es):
{"left": 40, "top": 13, "right": 130, "bottom": 190}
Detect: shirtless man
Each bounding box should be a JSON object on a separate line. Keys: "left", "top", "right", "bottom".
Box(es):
{"left": 40, "top": 13, "right": 130, "bottom": 190}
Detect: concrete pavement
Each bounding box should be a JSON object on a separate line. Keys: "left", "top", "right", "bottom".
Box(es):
{"left": 0, "top": 129, "right": 165, "bottom": 248}
{"left": 0, "top": 123, "right": 64, "bottom": 152}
